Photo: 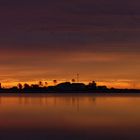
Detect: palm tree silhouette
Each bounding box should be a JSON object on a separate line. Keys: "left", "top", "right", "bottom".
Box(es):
{"left": 39, "top": 81, "right": 43, "bottom": 87}
{"left": 72, "top": 79, "right": 75, "bottom": 83}
{"left": 45, "top": 82, "right": 48, "bottom": 87}
{"left": 53, "top": 80, "right": 57, "bottom": 86}
{"left": 18, "top": 83, "right": 23, "bottom": 90}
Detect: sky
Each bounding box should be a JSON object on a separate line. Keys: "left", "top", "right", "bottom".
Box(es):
{"left": 0, "top": 0, "right": 140, "bottom": 88}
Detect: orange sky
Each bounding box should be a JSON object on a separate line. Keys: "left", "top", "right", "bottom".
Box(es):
{"left": 0, "top": 0, "right": 140, "bottom": 88}
{"left": 0, "top": 49, "right": 140, "bottom": 89}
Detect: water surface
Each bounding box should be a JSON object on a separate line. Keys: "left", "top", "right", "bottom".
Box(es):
{"left": 0, "top": 93, "right": 140, "bottom": 140}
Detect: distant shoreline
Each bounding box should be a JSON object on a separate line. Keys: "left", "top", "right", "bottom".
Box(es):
{"left": 0, "top": 81, "right": 140, "bottom": 94}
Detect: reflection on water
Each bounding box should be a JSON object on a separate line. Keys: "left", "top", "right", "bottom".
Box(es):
{"left": 0, "top": 95, "right": 97, "bottom": 113}
{"left": 0, "top": 94, "right": 140, "bottom": 140}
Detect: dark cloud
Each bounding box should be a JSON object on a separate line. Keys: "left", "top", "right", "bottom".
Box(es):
{"left": 0, "top": 0, "right": 139, "bottom": 53}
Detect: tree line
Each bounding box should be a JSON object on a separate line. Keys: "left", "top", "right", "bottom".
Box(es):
{"left": 0, "top": 81, "right": 139, "bottom": 93}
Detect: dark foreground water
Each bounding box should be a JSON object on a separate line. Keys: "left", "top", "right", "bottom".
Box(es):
{"left": 0, "top": 93, "right": 140, "bottom": 140}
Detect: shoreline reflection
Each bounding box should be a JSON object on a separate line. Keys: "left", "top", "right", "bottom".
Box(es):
{"left": 0, "top": 94, "right": 140, "bottom": 140}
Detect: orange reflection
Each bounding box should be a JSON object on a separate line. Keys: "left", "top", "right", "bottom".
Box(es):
{"left": 0, "top": 94, "right": 140, "bottom": 130}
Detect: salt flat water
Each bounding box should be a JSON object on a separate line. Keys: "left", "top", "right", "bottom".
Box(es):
{"left": 0, "top": 93, "right": 140, "bottom": 140}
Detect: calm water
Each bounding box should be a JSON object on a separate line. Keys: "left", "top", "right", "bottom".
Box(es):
{"left": 0, "top": 93, "right": 140, "bottom": 140}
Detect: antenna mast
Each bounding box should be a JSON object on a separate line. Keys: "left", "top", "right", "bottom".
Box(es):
{"left": 77, "top": 73, "right": 79, "bottom": 83}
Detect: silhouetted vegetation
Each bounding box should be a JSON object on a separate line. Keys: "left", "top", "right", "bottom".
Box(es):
{"left": 0, "top": 81, "right": 140, "bottom": 94}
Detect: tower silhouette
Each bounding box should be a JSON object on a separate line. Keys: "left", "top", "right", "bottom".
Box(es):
{"left": 77, "top": 74, "right": 79, "bottom": 83}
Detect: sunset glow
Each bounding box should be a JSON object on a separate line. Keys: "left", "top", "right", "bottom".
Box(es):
{"left": 0, "top": 0, "right": 139, "bottom": 89}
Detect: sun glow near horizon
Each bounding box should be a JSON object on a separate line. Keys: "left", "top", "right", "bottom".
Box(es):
{"left": 1, "top": 79, "right": 139, "bottom": 89}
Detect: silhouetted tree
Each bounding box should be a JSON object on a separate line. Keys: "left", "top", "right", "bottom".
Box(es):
{"left": 89, "top": 81, "right": 97, "bottom": 87}
{"left": 24, "top": 83, "right": 30, "bottom": 89}
{"left": 17, "top": 83, "right": 23, "bottom": 90}
{"left": 31, "top": 84, "right": 40, "bottom": 89}
{"left": 87, "top": 81, "right": 97, "bottom": 90}
{"left": 45, "top": 82, "right": 48, "bottom": 87}
{"left": 53, "top": 80, "right": 57, "bottom": 86}
{"left": 39, "top": 81, "right": 43, "bottom": 87}
{"left": 72, "top": 79, "right": 76, "bottom": 83}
